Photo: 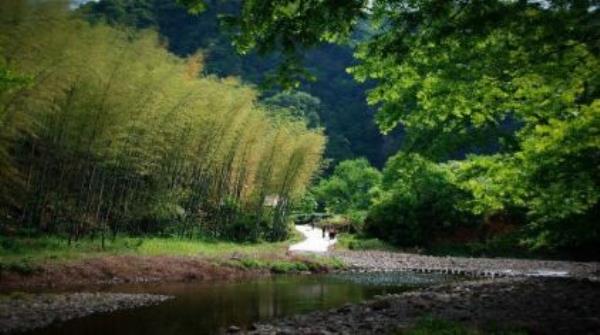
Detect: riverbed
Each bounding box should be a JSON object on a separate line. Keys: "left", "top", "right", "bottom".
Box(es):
{"left": 16, "top": 272, "right": 459, "bottom": 334}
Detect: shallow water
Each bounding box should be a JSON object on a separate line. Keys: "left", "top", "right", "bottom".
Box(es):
{"left": 27, "top": 272, "right": 458, "bottom": 335}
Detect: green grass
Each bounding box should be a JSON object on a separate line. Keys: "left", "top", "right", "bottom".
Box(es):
{"left": 0, "top": 231, "right": 345, "bottom": 275}
{"left": 336, "top": 233, "right": 397, "bottom": 251}
{"left": 0, "top": 235, "right": 290, "bottom": 265}
{"left": 227, "top": 251, "right": 346, "bottom": 274}
{"left": 398, "top": 317, "right": 528, "bottom": 335}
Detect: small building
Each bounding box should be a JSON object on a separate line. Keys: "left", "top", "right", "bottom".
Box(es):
{"left": 263, "top": 195, "right": 281, "bottom": 207}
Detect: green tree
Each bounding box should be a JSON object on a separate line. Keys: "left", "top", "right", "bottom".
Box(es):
{"left": 189, "top": 0, "right": 599, "bottom": 253}
{"left": 516, "top": 101, "right": 600, "bottom": 251}
{"left": 366, "top": 153, "right": 474, "bottom": 247}
{"left": 263, "top": 91, "right": 321, "bottom": 128}
{"left": 313, "top": 158, "right": 381, "bottom": 215}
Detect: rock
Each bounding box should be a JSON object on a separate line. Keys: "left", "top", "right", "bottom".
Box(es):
{"left": 369, "top": 299, "right": 391, "bottom": 311}
{"left": 339, "top": 303, "right": 353, "bottom": 313}
{"left": 226, "top": 325, "right": 241, "bottom": 333}
{"left": 248, "top": 277, "right": 600, "bottom": 334}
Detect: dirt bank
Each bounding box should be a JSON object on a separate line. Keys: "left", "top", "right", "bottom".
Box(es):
{"left": 0, "top": 255, "right": 267, "bottom": 291}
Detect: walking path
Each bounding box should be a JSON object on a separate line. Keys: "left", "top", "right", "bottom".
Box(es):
{"left": 289, "top": 224, "right": 336, "bottom": 253}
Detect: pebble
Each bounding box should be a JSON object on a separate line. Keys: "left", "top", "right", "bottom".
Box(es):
{"left": 331, "top": 250, "right": 599, "bottom": 280}
{"left": 248, "top": 278, "right": 600, "bottom": 334}
{"left": 244, "top": 250, "right": 600, "bottom": 335}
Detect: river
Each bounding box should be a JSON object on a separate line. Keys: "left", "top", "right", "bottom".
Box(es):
{"left": 25, "top": 272, "right": 458, "bottom": 334}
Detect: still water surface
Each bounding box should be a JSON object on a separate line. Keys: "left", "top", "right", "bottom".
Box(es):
{"left": 28, "top": 272, "right": 456, "bottom": 334}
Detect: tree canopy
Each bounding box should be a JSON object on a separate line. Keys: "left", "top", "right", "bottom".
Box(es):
{"left": 208, "top": 0, "right": 600, "bottom": 254}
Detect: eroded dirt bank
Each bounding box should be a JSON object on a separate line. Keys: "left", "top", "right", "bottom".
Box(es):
{"left": 0, "top": 255, "right": 267, "bottom": 291}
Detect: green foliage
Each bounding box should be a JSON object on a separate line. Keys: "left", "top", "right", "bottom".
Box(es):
{"left": 3, "top": 0, "right": 597, "bottom": 256}
{"left": 0, "top": 1, "right": 325, "bottom": 243}
{"left": 0, "top": 66, "right": 29, "bottom": 92}
{"left": 82, "top": 0, "right": 394, "bottom": 168}
{"left": 427, "top": 233, "right": 531, "bottom": 259}
{"left": 293, "top": 192, "right": 318, "bottom": 215}
{"left": 219, "top": 0, "right": 365, "bottom": 88}
{"left": 238, "top": 258, "right": 266, "bottom": 269}
{"left": 337, "top": 233, "right": 396, "bottom": 251}
{"left": 235, "top": 258, "right": 327, "bottom": 274}
{"left": 313, "top": 158, "right": 381, "bottom": 215}
{"left": 366, "top": 153, "right": 475, "bottom": 247}
{"left": 263, "top": 91, "right": 322, "bottom": 128}
{"left": 0, "top": 260, "right": 40, "bottom": 276}
{"left": 351, "top": 1, "right": 599, "bottom": 160}
{"left": 269, "top": 260, "right": 308, "bottom": 274}
{"left": 0, "top": 235, "right": 294, "bottom": 265}
{"left": 205, "top": 0, "right": 600, "bottom": 255}
{"left": 451, "top": 155, "right": 527, "bottom": 216}
{"left": 516, "top": 101, "right": 600, "bottom": 251}
{"left": 0, "top": 63, "right": 31, "bottom": 207}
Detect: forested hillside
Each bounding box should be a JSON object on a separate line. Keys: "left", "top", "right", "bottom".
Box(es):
{"left": 223, "top": 0, "right": 599, "bottom": 258}
{"left": 0, "top": 1, "right": 324, "bottom": 243}
{"left": 80, "top": 0, "right": 398, "bottom": 167}
{"left": 1, "top": 0, "right": 597, "bottom": 258}
{"left": 1, "top": 2, "right": 599, "bottom": 334}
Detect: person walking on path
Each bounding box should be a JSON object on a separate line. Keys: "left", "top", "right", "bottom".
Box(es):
{"left": 329, "top": 227, "right": 337, "bottom": 240}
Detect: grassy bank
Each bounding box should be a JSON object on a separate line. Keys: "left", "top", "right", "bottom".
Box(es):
{"left": 0, "top": 236, "right": 291, "bottom": 264}
{"left": 0, "top": 234, "right": 345, "bottom": 286}
{"left": 335, "top": 233, "right": 397, "bottom": 251}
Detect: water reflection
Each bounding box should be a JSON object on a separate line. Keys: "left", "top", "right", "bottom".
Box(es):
{"left": 27, "top": 272, "right": 456, "bottom": 335}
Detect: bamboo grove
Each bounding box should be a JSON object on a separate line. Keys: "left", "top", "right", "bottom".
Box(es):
{"left": 0, "top": 1, "right": 325, "bottom": 244}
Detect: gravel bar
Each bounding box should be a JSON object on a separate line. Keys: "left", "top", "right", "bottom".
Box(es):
{"left": 332, "top": 251, "right": 600, "bottom": 280}
{"left": 0, "top": 292, "right": 172, "bottom": 333}
{"left": 247, "top": 277, "right": 600, "bottom": 334}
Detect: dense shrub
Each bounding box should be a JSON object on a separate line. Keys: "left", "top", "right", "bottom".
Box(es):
{"left": 365, "top": 153, "right": 476, "bottom": 247}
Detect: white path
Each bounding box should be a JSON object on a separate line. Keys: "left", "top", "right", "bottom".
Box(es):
{"left": 289, "top": 224, "right": 336, "bottom": 253}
